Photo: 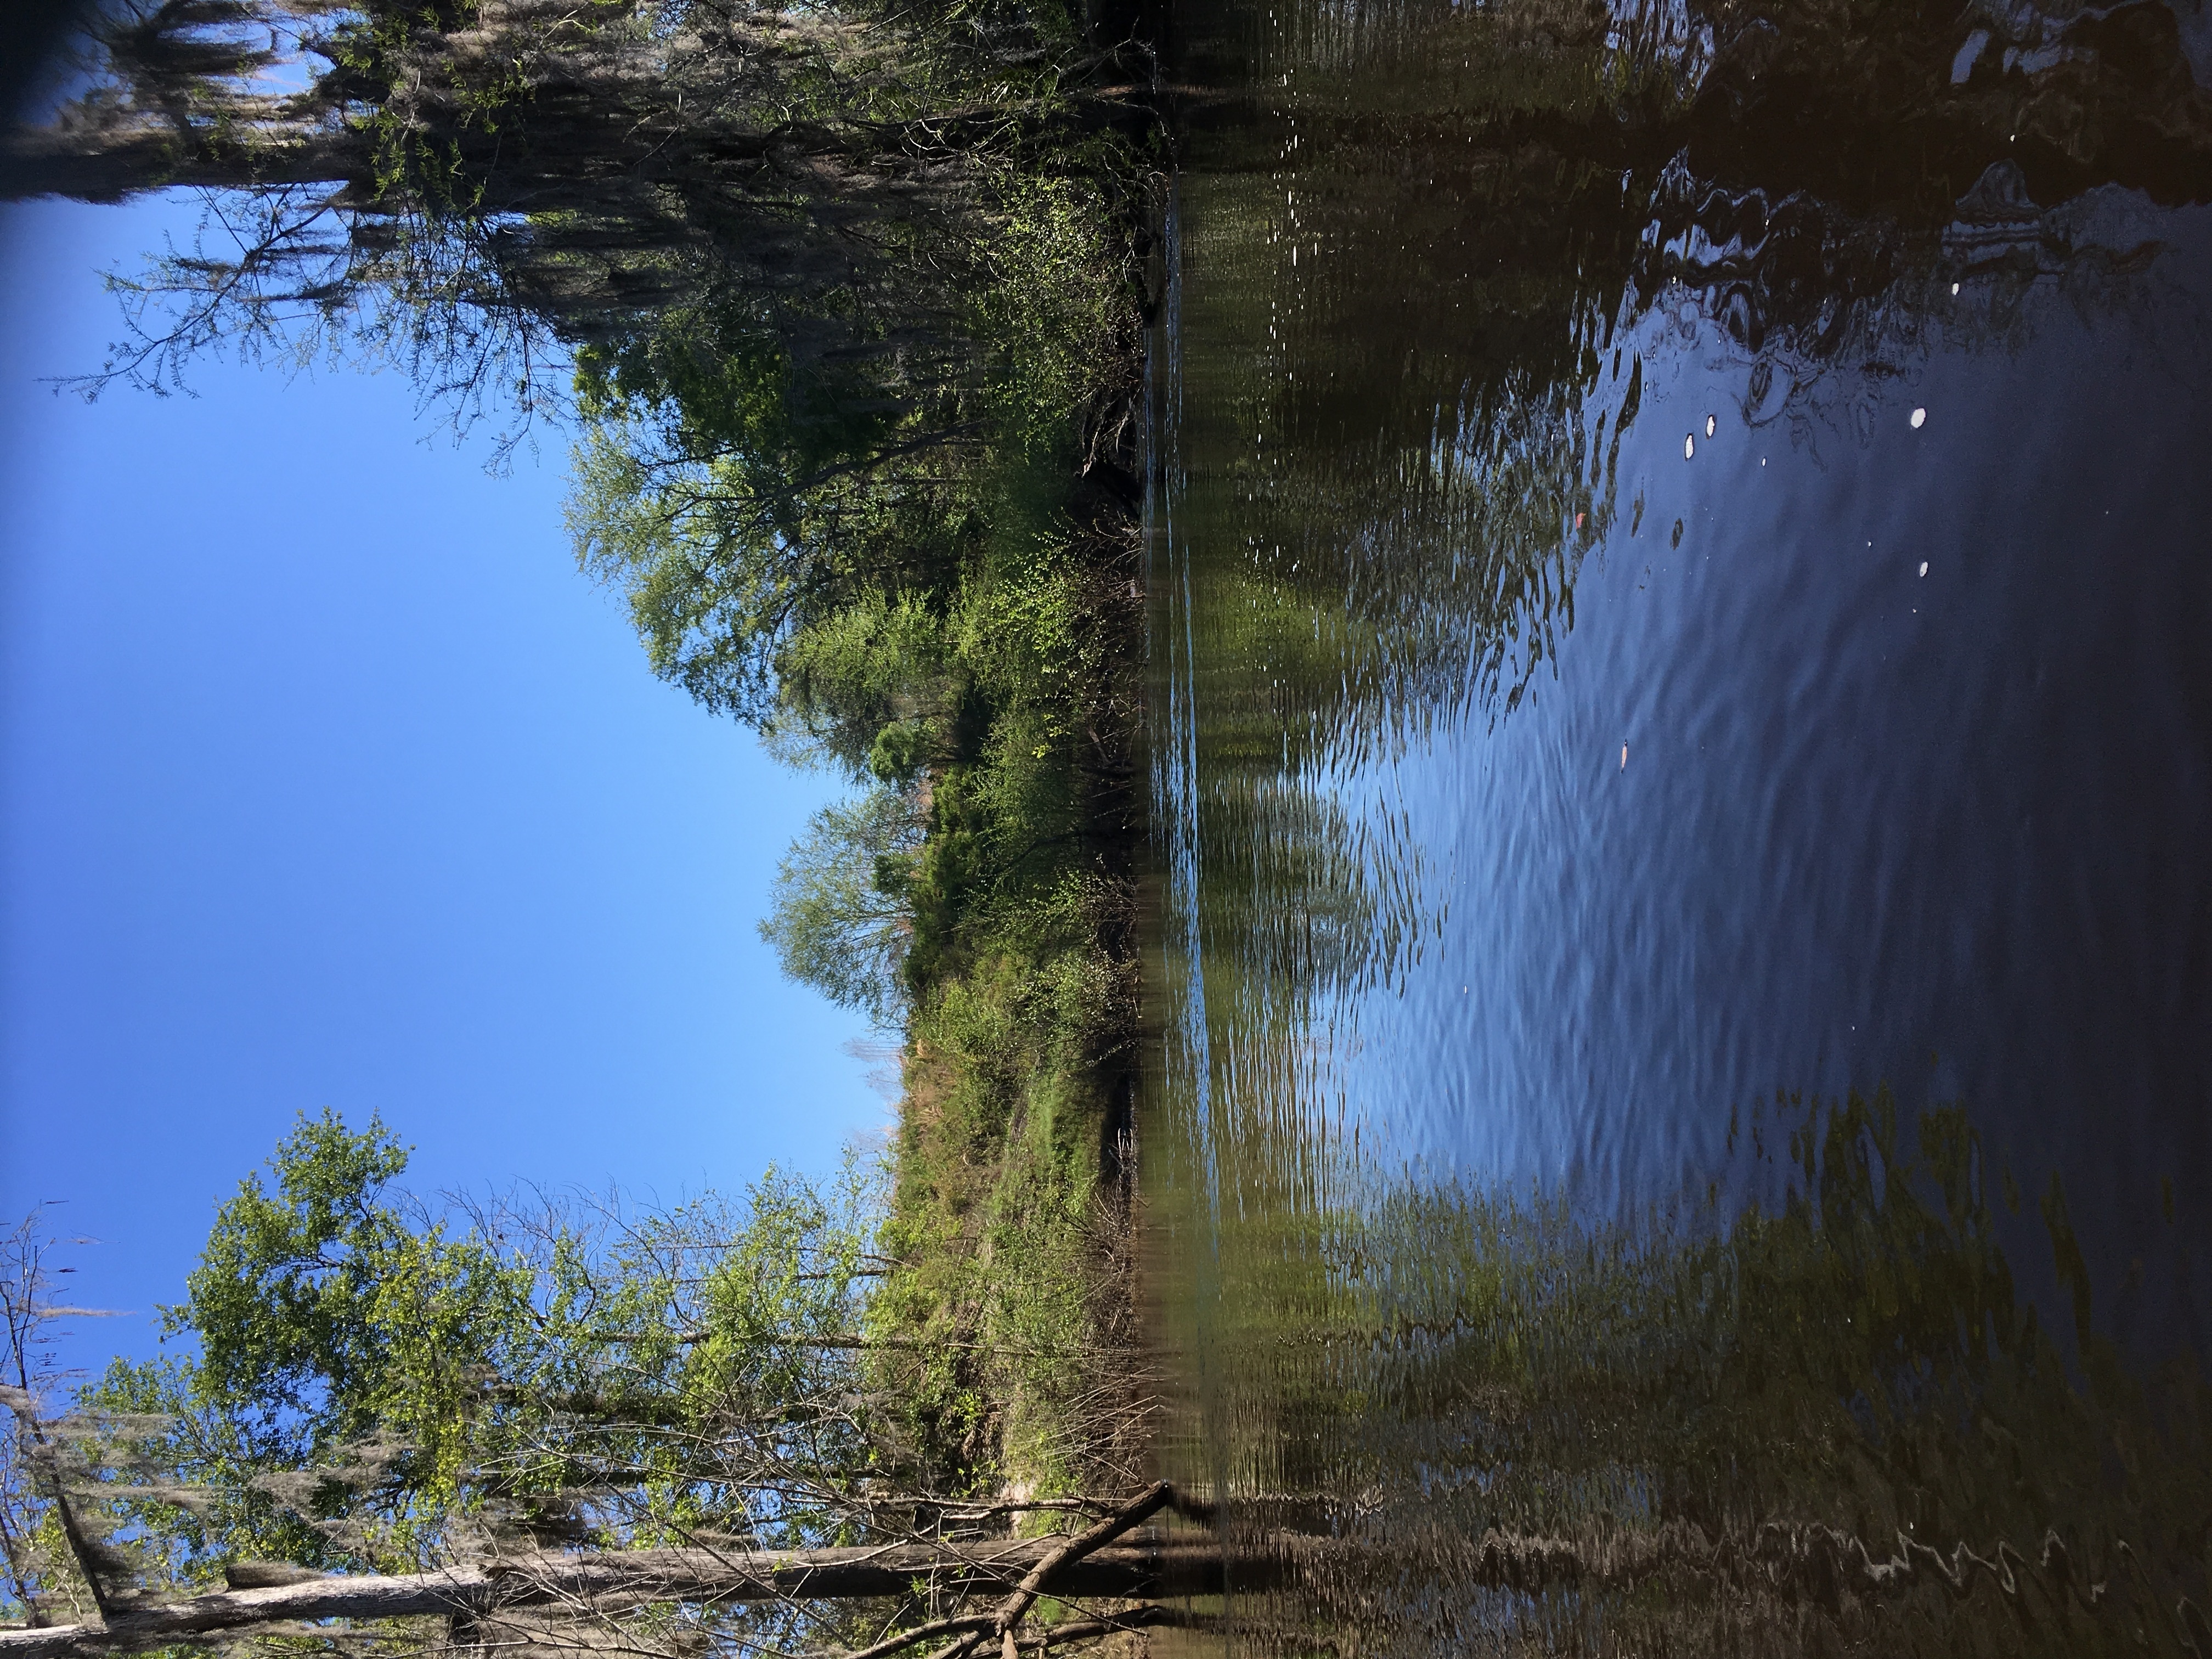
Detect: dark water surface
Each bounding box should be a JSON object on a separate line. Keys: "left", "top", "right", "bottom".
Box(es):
{"left": 1137, "top": 0, "right": 2212, "bottom": 1646}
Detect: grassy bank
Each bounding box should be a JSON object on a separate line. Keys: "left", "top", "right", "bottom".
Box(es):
{"left": 856, "top": 298, "right": 1156, "bottom": 1506}
{"left": 568, "top": 159, "right": 1163, "bottom": 1500}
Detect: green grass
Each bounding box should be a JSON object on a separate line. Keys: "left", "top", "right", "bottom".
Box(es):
{"left": 862, "top": 414, "right": 1150, "bottom": 1505}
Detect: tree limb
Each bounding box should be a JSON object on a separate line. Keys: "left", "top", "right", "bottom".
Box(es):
{"left": 838, "top": 1612, "right": 992, "bottom": 1659}
{"left": 989, "top": 1482, "right": 1175, "bottom": 1638}
{"left": 0, "top": 1537, "right": 1238, "bottom": 1659}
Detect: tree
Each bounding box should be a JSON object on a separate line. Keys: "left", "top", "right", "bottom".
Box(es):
{"left": 569, "top": 348, "right": 981, "bottom": 727}
{"left": 2, "top": 0, "right": 1148, "bottom": 439}
{"left": 0, "top": 1120, "right": 1226, "bottom": 1659}
{"left": 4, "top": 0, "right": 1147, "bottom": 804}
{"left": 5, "top": 1116, "right": 888, "bottom": 1584}
{"left": 760, "top": 786, "right": 926, "bottom": 1025}
{"left": 0, "top": 1497, "right": 1234, "bottom": 1659}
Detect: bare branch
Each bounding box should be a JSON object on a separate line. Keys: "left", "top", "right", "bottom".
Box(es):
{"left": 987, "top": 1483, "right": 1172, "bottom": 1639}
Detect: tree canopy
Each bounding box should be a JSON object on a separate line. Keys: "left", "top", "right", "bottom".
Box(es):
{"left": 760, "top": 786, "right": 927, "bottom": 1024}
{"left": 3, "top": 0, "right": 1149, "bottom": 442}
{"left": 4, "top": 1116, "right": 891, "bottom": 1605}
{"left": 0, "top": 1118, "right": 1206, "bottom": 1659}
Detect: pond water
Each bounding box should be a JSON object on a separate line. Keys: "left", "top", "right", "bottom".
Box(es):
{"left": 1136, "top": 0, "right": 2212, "bottom": 1647}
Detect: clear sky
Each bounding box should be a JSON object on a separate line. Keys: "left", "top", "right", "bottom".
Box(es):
{"left": 0, "top": 192, "right": 889, "bottom": 1383}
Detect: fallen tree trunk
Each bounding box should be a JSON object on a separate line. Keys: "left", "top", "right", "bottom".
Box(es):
{"left": 0, "top": 1534, "right": 1244, "bottom": 1659}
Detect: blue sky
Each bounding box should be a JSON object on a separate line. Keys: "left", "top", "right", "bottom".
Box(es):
{"left": 0, "top": 193, "right": 888, "bottom": 1382}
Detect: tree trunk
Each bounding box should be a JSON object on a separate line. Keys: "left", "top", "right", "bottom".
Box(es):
{"left": 0, "top": 1536, "right": 1242, "bottom": 1659}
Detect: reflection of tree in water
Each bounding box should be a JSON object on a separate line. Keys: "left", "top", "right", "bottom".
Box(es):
{"left": 1160, "top": 0, "right": 2212, "bottom": 742}
{"left": 1149, "top": 150, "right": 1633, "bottom": 1030}
{"left": 1151, "top": 1088, "right": 2210, "bottom": 1656}
{"left": 1160, "top": 155, "right": 1632, "bottom": 756}
{"left": 1148, "top": 0, "right": 2212, "bottom": 1091}
{"left": 1641, "top": 151, "right": 2194, "bottom": 445}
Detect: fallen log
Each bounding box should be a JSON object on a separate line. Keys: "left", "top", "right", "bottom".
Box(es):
{"left": 0, "top": 1534, "right": 1242, "bottom": 1659}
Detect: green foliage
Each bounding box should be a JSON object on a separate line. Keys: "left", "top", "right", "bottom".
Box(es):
{"left": 761, "top": 787, "right": 926, "bottom": 1025}
{"left": 970, "top": 169, "right": 1133, "bottom": 452}
{"left": 564, "top": 110, "right": 1144, "bottom": 747}
{"left": 870, "top": 932, "right": 1139, "bottom": 1498}
{"left": 778, "top": 594, "right": 960, "bottom": 778}
{"left": 63, "top": 1118, "right": 894, "bottom": 1589}
{"left": 38, "top": 0, "right": 1160, "bottom": 1548}
{"left": 568, "top": 321, "right": 983, "bottom": 726}
{"left": 69, "top": 1113, "right": 538, "bottom": 1572}
{"left": 564, "top": 106, "right": 1152, "bottom": 1502}
{"left": 170, "top": 1113, "right": 506, "bottom": 1468}
{"left": 531, "top": 84, "right": 1165, "bottom": 1542}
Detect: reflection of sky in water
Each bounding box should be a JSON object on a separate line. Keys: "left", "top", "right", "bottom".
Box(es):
{"left": 1150, "top": 199, "right": 2212, "bottom": 1361}
{"left": 1355, "top": 241, "right": 2212, "bottom": 1226}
